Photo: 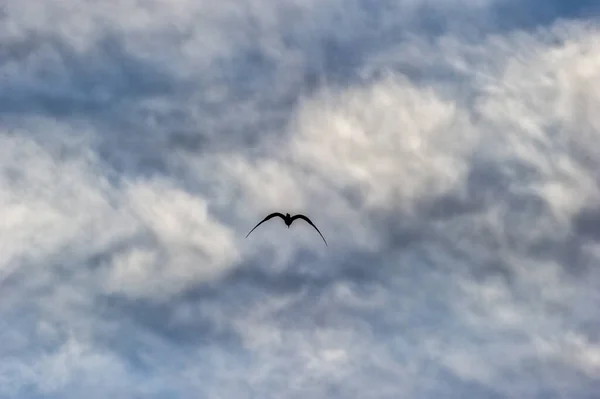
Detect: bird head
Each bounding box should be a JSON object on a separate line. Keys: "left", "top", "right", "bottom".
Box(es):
{"left": 286, "top": 213, "right": 290, "bottom": 217}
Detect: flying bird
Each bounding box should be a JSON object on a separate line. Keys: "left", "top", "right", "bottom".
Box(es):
{"left": 245, "top": 212, "right": 327, "bottom": 245}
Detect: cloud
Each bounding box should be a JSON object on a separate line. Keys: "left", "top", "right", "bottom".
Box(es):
{"left": 1, "top": 0, "right": 600, "bottom": 397}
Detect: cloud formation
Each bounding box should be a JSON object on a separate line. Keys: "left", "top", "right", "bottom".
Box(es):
{"left": 1, "top": 0, "right": 600, "bottom": 397}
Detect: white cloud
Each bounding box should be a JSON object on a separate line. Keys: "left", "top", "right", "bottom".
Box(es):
{"left": 1, "top": 0, "right": 600, "bottom": 397}
{"left": 212, "top": 19, "right": 600, "bottom": 396}
{"left": 101, "top": 177, "right": 239, "bottom": 300}
{"left": 289, "top": 74, "right": 477, "bottom": 213}
{"left": 0, "top": 129, "right": 238, "bottom": 301}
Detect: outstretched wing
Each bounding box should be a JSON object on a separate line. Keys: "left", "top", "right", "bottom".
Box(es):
{"left": 290, "top": 214, "right": 327, "bottom": 246}
{"left": 245, "top": 212, "right": 286, "bottom": 238}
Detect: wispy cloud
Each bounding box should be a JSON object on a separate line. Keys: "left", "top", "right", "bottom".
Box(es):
{"left": 1, "top": 0, "right": 599, "bottom": 397}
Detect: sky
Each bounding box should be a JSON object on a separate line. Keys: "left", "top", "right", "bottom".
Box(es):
{"left": 1, "top": 0, "right": 600, "bottom": 397}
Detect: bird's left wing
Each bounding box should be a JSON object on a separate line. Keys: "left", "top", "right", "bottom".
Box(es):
{"left": 291, "top": 214, "right": 328, "bottom": 245}
{"left": 245, "top": 212, "right": 286, "bottom": 238}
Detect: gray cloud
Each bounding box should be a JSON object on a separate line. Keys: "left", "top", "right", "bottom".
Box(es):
{"left": 1, "top": 0, "right": 600, "bottom": 397}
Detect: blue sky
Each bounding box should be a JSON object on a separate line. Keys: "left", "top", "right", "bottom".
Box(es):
{"left": 1, "top": 0, "right": 600, "bottom": 398}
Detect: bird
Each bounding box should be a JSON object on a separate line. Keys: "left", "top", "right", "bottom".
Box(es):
{"left": 245, "top": 212, "right": 327, "bottom": 245}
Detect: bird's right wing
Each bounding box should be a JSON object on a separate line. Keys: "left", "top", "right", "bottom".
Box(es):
{"left": 245, "top": 212, "right": 286, "bottom": 238}
{"left": 290, "top": 214, "right": 328, "bottom": 245}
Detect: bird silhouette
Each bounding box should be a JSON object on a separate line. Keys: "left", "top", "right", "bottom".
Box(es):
{"left": 245, "top": 212, "right": 327, "bottom": 245}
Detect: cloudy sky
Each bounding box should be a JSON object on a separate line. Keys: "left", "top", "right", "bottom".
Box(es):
{"left": 1, "top": 0, "right": 600, "bottom": 397}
